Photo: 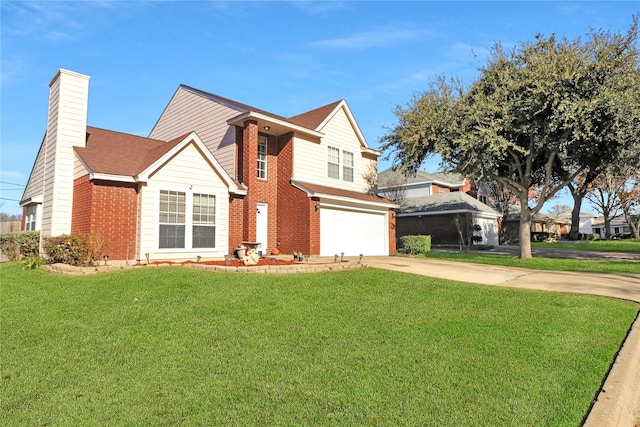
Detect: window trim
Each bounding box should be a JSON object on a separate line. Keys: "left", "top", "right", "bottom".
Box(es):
{"left": 156, "top": 188, "right": 218, "bottom": 251}
{"left": 257, "top": 135, "right": 267, "bottom": 180}
{"left": 327, "top": 146, "right": 355, "bottom": 182}
{"left": 25, "top": 204, "right": 38, "bottom": 231}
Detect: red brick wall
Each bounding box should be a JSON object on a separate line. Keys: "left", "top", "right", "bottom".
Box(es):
{"left": 71, "top": 176, "right": 138, "bottom": 260}
{"left": 242, "top": 120, "right": 258, "bottom": 242}
{"left": 276, "top": 132, "right": 318, "bottom": 255}
{"left": 228, "top": 194, "right": 245, "bottom": 255}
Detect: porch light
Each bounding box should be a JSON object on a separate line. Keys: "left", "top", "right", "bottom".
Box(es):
{"left": 314, "top": 203, "right": 320, "bottom": 212}
{"left": 263, "top": 126, "right": 270, "bottom": 131}
{"left": 103, "top": 255, "right": 109, "bottom": 265}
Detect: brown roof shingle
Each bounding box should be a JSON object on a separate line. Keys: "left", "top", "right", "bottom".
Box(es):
{"left": 288, "top": 100, "right": 342, "bottom": 130}
{"left": 75, "top": 126, "right": 187, "bottom": 177}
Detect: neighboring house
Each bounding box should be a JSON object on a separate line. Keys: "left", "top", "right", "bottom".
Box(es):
{"left": 378, "top": 168, "right": 500, "bottom": 246}
{"left": 20, "top": 69, "right": 396, "bottom": 261}
{"left": 592, "top": 216, "right": 633, "bottom": 238}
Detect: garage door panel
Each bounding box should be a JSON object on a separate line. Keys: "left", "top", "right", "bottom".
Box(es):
{"left": 320, "top": 208, "right": 386, "bottom": 256}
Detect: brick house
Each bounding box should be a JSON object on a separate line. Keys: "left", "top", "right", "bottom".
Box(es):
{"left": 378, "top": 168, "right": 500, "bottom": 246}
{"left": 21, "top": 69, "right": 396, "bottom": 261}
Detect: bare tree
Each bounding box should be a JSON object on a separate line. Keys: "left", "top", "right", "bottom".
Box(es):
{"left": 586, "top": 168, "right": 626, "bottom": 239}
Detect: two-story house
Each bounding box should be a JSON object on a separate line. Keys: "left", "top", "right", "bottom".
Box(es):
{"left": 378, "top": 168, "right": 500, "bottom": 246}
{"left": 20, "top": 69, "right": 396, "bottom": 262}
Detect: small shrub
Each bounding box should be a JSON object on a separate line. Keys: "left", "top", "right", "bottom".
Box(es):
{"left": 399, "top": 235, "right": 431, "bottom": 255}
{"left": 21, "top": 256, "right": 46, "bottom": 269}
{"left": 43, "top": 233, "right": 106, "bottom": 266}
{"left": 0, "top": 231, "right": 40, "bottom": 261}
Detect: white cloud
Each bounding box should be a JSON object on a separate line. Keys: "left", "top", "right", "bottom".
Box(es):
{"left": 308, "top": 25, "right": 433, "bottom": 50}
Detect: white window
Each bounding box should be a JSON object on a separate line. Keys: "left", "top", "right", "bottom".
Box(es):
{"left": 257, "top": 136, "right": 267, "bottom": 179}
{"left": 192, "top": 194, "right": 216, "bottom": 248}
{"left": 327, "top": 146, "right": 340, "bottom": 179}
{"left": 343, "top": 151, "right": 354, "bottom": 182}
{"left": 327, "top": 146, "right": 355, "bottom": 182}
{"left": 159, "top": 190, "right": 217, "bottom": 250}
{"left": 25, "top": 204, "right": 37, "bottom": 231}
{"left": 159, "top": 190, "right": 186, "bottom": 249}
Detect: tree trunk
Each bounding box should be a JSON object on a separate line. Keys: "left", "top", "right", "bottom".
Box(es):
{"left": 519, "top": 204, "right": 533, "bottom": 260}
{"left": 569, "top": 190, "right": 583, "bottom": 240}
{"left": 604, "top": 216, "right": 612, "bottom": 239}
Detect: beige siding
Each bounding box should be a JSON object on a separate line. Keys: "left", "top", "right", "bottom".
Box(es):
{"left": 21, "top": 138, "right": 46, "bottom": 203}
{"left": 73, "top": 153, "right": 90, "bottom": 179}
{"left": 138, "top": 142, "right": 230, "bottom": 260}
{"left": 293, "top": 107, "right": 376, "bottom": 193}
{"left": 41, "top": 70, "right": 90, "bottom": 238}
{"left": 149, "top": 87, "right": 241, "bottom": 178}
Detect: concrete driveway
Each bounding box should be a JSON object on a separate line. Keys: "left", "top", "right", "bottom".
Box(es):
{"left": 356, "top": 255, "right": 640, "bottom": 427}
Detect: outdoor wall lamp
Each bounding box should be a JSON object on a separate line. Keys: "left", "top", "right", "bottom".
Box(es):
{"left": 103, "top": 255, "right": 109, "bottom": 265}
{"left": 314, "top": 203, "right": 320, "bottom": 212}
{"left": 263, "top": 126, "right": 270, "bottom": 131}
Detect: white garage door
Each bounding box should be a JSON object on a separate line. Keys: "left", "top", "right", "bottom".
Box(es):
{"left": 320, "top": 208, "right": 387, "bottom": 256}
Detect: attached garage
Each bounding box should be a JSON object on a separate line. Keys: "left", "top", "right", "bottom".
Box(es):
{"left": 320, "top": 206, "right": 388, "bottom": 256}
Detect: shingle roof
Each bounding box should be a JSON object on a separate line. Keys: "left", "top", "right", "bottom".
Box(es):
{"left": 288, "top": 100, "right": 343, "bottom": 130}
{"left": 75, "top": 126, "right": 186, "bottom": 177}
{"left": 181, "top": 85, "right": 341, "bottom": 133}
{"left": 378, "top": 168, "right": 465, "bottom": 188}
{"left": 401, "top": 192, "right": 500, "bottom": 216}
{"left": 291, "top": 180, "right": 396, "bottom": 206}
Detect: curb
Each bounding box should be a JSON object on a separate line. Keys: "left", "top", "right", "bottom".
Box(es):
{"left": 584, "top": 312, "right": 640, "bottom": 427}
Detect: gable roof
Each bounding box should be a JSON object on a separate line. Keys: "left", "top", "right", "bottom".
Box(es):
{"left": 74, "top": 126, "right": 245, "bottom": 194}
{"left": 75, "top": 127, "right": 184, "bottom": 177}
{"left": 400, "top": 192, "right": 500, "bottom": 217}
{"left": 288, "top": 100, "right": 343, "bottom": 129}
{"left": 378, "top": 168, "right": 466, "bottom": 188}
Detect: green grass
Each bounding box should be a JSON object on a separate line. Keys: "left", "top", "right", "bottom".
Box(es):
{"left": 532, "top": 239, "right": 640, "bottom": 253}
{"left": 424, "top": 251, "right": 640, "bottom": 274}
{"left": 1, "top": 263, "right": 637, "bottom": 426}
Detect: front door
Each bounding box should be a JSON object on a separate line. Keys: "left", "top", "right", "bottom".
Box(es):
{"left": 256, "top": 203, "right": 268, "bottom": 255}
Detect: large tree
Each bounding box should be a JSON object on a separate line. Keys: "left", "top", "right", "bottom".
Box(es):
{"left": 564, "top": 18, "right": 640, "bottom": 239}
{"left": 381, "top": 19, "right": 639, "bottom": 259}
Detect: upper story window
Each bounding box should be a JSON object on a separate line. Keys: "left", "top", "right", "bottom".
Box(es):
{"left": 327, "top": 146, "right": 340, "bottom": 179}
{"left": 25, "top": 204, "right": 37, "bottom": 231}
{"left": 257, "top": 136, "right": 267, "bottom": 179}
{"left": 343, "top": 151, "right": 354, "bottom": 182}
{"left": 327, "top": 146, "right": 354, "bottom": 182}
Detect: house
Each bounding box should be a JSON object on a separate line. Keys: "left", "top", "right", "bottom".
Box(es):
{"left": 592, "top": 215, "right": 633, "bottom": 238}
{"left": 378, "top": 168, "right": 500, "bottom": 246}
{"left": 20, "top": 69, "right": 396, "bottom": 261}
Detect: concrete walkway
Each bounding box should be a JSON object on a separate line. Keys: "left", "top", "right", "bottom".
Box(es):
{"left": 358, "top": 255, "right": 640, "bottom": 427}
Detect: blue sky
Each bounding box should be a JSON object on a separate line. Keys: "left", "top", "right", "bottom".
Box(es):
{"left": 1, "top": 1, "right": 637, "bottom": 216}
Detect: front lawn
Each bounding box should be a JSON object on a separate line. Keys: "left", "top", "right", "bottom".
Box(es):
{"left": 532, "top": 239, "right": 640, "bottom": 253}
{"left": 425, "top": 251, "right": 640, "bottom": 274}
{"left": 1, "top": 264, "right": 637, "bottom": 426}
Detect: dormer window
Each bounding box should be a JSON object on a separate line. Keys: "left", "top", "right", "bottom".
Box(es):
{"left": 257, "top": 136, "right": 267, "bottom": 179}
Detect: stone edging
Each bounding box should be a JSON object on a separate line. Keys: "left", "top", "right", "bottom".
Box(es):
{"left": 42, "top": 261, "right": 366, "bottom": 275}
{"left": 583, "top": 312, "right": 640, "bottom": 427}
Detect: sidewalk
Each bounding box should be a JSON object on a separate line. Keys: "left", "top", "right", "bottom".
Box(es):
{"left": 358, "top": 255, "right": 640, "bottom": 427}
